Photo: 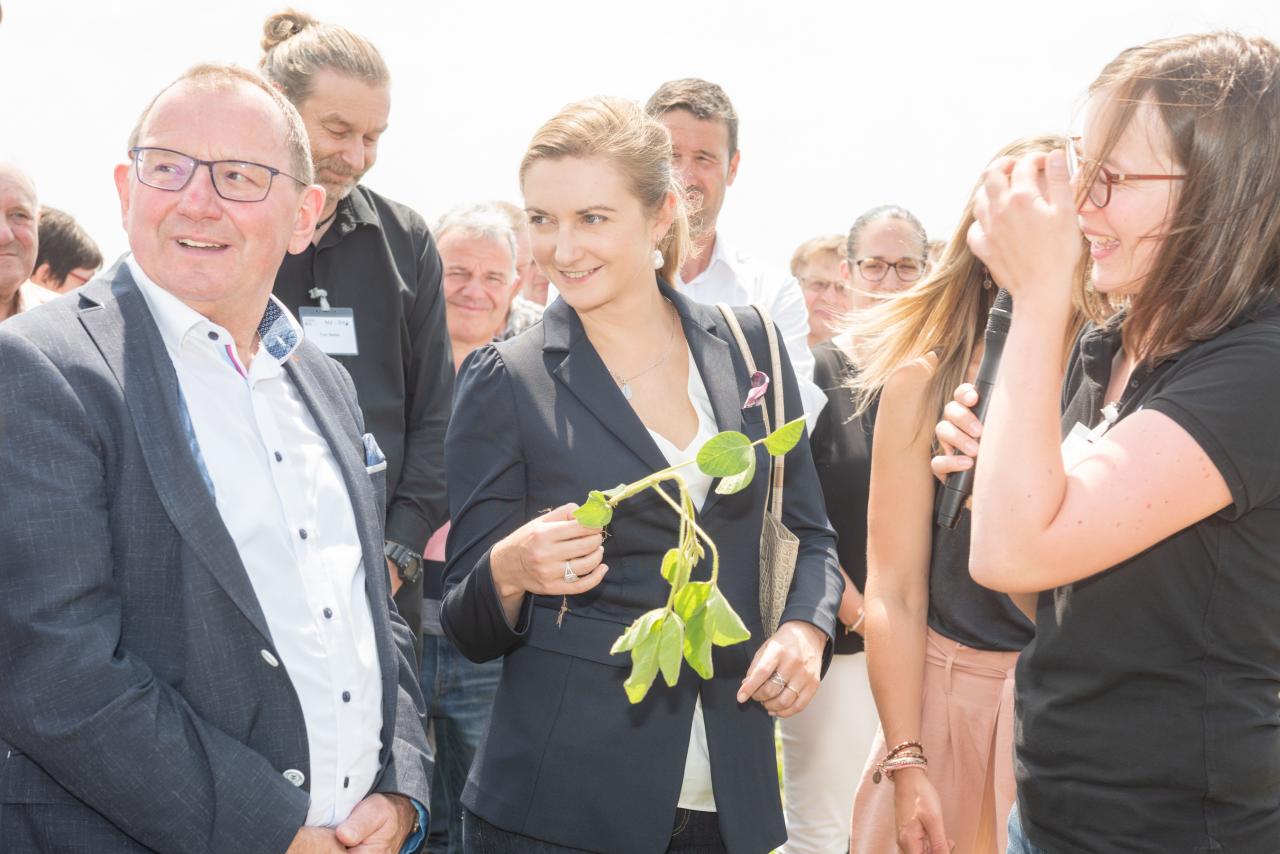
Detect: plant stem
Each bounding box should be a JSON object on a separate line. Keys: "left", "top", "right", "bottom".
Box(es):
{"left": 647, "top": 479, "right": 721, "bottom": 584}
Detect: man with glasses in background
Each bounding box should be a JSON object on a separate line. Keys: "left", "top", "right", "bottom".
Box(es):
{"left": 645, "top": 78, "right": 825, "bottom": 425}
{"left": 0, "top": 65, "right": 431, "bottom": 852}
{"left": 261, "top": 12, "right": 453, "bottom": 658}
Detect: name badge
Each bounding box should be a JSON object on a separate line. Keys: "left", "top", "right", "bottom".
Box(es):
{"left": 299, "top": 306, "right": 358, "bottom": 356}
{"left": 1061, "top": 403, "right": 1123, "bottom": 470}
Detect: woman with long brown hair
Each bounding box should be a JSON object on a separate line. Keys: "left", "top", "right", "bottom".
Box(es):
{"left": 937, "top": 32, "right": 1280, "bottom": 852}
{"left": 847, "top": 136, "right": 1095, "bottom": 854}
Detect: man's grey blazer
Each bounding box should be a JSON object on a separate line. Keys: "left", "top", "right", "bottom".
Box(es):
{"left": 0, "top": 262, "right": 432, "bottom": 853}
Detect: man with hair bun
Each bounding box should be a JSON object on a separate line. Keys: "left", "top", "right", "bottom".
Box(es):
{"left": 645, "top": 78, "right": 825, "bottom": 427}
{"left": 261, "top": 10, "right": 453, "bottom": 659}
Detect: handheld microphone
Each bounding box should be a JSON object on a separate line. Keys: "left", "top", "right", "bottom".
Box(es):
{"left": 936, "top": 288, "right": 1013, "bottom": 529}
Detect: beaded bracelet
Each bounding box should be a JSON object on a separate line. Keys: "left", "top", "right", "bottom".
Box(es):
{"left": 872, "top": 740, "right": 927, "bottom": 784}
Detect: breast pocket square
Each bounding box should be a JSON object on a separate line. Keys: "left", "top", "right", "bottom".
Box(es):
{"left": 362, "top": 432, "right": 387, "bottom": 472}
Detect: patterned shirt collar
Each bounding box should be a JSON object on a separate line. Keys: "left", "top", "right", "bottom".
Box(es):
{"left": 127, "top": 254, "right": 302, "bottom": 363}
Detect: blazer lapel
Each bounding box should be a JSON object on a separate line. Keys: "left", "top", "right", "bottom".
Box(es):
{"left": 544, "top": 299, "right": 671, "bottom": 475}
{"left": 671, "top": 289, "right": 754, "bottom": 518}
{"left": 77, "top": 262, "right": 275, "bottom": 645}
{"left": 286, "top": 347, "right": 400, "bottom": 728}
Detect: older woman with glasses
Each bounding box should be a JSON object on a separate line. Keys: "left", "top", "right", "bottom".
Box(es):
{"left": 791, "top": 234, "right": 850, "bottom": 347}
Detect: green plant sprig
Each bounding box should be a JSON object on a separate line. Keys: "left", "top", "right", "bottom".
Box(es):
{"left": 571, "top": 416, "right": 806, "bottom": 703}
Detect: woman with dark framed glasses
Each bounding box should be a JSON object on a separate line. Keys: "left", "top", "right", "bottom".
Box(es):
{"left": 934, "top": 32, "right": 1280, "bottom": 852}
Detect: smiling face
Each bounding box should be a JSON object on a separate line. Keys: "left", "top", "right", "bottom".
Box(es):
{"left": 0, "top": 163, "right": 39, "bottom": 296}
{"left": 440, "top": 232, "right": 516, "bottom": 352}
{"left": 522, "top": 155, "right": 673, "bottom": 314}
{"left": 658, "top": 108, "right": 738, "bottom": 236}
{"left": 114, "top": 79, "right": 323, "bottom": 316}
{"left": 1076, "top": 96, "right": 1181, "bottom": 296}
{"left": 843, "top": 217, "right": 926, "bottom": 311}
{"left": 295, "top": 69, "right": 391, "bottom": 218}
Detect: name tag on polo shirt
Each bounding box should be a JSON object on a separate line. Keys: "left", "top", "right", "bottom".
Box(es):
{"left": 299, "top": 307, "right": 359, "bottom": 356}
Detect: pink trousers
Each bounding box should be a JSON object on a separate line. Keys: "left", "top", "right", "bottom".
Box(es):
{"left": 850, "top": 628, "right": 1019, "bottom": 854}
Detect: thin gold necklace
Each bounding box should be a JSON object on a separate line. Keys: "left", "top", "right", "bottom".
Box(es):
{"left": 611, "top": 302, "right": 677, "bottom": 400}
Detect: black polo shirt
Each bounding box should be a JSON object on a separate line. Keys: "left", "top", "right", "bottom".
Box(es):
{"left": 1016, "top": 301, "right": 1280, "bottom": 853}
{"left": 273, "top": 186, "right": 453, "bottom": 642}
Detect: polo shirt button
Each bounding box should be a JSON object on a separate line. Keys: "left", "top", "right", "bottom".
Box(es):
{"left": 343, "top": 776, "right": 350, "bottom": 788}
{"left": 323, "top": 607, "right": 333, "bottom": 619}
{"left": 299, "top": 529, "right": 308, "bottom": 540}
{"left": 260, "top": 649, "right": 280, "bottom": 667}
{"left": 283, "top": 769, "right": 305, "bottom": 787}
{"left": 274, "top": 451, "right": 283, "bottom": 462}
{"left": 342, "top": 690, "right": 351, "bottom": 703}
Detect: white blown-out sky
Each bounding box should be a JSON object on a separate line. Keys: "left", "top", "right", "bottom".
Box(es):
{"left": 2, "top": 0, "right": 1277, "bottom": 273}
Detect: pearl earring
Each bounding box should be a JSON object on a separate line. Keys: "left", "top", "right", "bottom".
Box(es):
{"left": 652, "top": 248, "right": 664, "bottom": 269}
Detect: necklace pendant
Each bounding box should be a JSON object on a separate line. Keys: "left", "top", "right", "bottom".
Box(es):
{"left": 621, "top": 383, "right": 633, "bottom": 400}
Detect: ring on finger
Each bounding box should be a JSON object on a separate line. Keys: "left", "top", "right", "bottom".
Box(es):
{"left": 782, "top": 683, "right": 800, "bottom": 697}
{"left": 767, "top": 671, "right": 788, "bottom": 688}
{"left": 563, "top": 560, "right": 579, "bottom": 583}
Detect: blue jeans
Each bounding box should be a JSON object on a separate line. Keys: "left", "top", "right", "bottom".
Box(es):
{"left": 1006, "top": 803, "right": 1050, "bottom": 854}
{"left": 419, "top": 633, "right": 502, "bottom": 854}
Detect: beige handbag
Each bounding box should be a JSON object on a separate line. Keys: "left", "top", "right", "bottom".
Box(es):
{"left": 716, "top": 303, "right": 800, "bottom": 636}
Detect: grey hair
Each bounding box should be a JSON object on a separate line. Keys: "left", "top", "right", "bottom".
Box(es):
{"left": 126, "top": 63, "right": 314, "bottom": 184}
{"left": 434, "top": 203, "right": 519, "bottom": 280}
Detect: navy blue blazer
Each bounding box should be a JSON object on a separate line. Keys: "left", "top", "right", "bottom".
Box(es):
{"left": 0, "top": 263, "right": 432, "bottom": 853}
{"left": 441, "top": 282, "right": 841, "bottom": 854}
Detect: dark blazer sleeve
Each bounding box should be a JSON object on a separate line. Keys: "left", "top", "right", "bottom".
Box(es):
{"left": 325, "top": 357, "right": 434, "bottom": 810}
{"left": 385, "top": 222, "right": 454, "bottom": 550}
{"left": 440, "top": 344, "right": 535, "bottom": 663}
{"left": 742, "top": 311, "right": 843, "bottom": 655}
{"left": 0, "top": 329, "right": 308, "bottom": 854}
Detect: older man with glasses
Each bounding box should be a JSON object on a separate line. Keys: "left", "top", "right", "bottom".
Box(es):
{"left": 0, "top": 64, "right": 432, "bottom": 853}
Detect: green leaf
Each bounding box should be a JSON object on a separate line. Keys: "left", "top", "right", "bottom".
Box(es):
{"left": 574, "top": 490, "right": 614, "bottom": 528}
{"left": 610, "top": 608, "right": 664, "bottom": 655}
{"left": 682, "top": 609, "right": 714, "bottom": 679}
{"left": 705, "top": 589, "right": 752, "bottom": 647}
{"left": 763, "top": 417, "right": 807, "bottom": 456}
{"left": 658, "top": 614, "right": 685, "bottom": 687}
{"left": 624, "top": 630, "right": 662, "bottom": 703}
{"left": 660, "top": 548, "right": 692, "bottom": 590}
{"left": 696, "top": 431, "right": 754, "bottom": 477}
{"left": 673, "top": 581, "right": 713, "bottom": 623}
{"left": 714, "top": 448, "right": 757, "bottom": 495}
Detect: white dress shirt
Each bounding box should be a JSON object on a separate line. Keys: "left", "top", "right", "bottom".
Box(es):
{"left": 129, "top": 256, "right": 383, "bottom": 828}
{"left": 675, "top": 234, "right": 827, "bottom": 428}
{"left": 646, "top": 350, "right": 719, "bottom": 812}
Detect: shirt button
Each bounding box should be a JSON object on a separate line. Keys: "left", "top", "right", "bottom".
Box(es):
{"left": 342, "top": 690, "right": 352, "bottom": 703}
{"left": 343, "top": 776, "right": 350, "bottom": 789}
{"left": 323, "top": 607, "right": 333, "bottom": 619}
{"left": 207, "top": 331, "right": 218, "bottom": 341}
{"left": 274, "top": 451, "right": 283, "bottom": 462}
{"left": 299, "top": 529, "right": 308, "bottom": 540}
{"left": 283, "top": 769, "right": 305, "bottom": 787}
{"left": 260, "top": 649, "right": 280, "bottom": 667}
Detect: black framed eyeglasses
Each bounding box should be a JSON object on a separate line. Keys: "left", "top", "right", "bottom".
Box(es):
{"left": 129, "top": 146, "right": 306, "bottom": 203}
{"left": 1066, "top": 137, "right": 1185, "bottom": 209}
{"left": 853, "top": 257, "right": 925, "bottom": 283}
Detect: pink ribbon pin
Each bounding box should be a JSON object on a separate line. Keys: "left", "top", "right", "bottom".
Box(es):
{"left": 743, "top": 371, "right": 769, "bottom": 408}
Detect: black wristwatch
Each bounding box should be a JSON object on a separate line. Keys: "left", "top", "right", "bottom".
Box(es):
{"left": 384, "top": 541, "right": 424, "bottom": 585}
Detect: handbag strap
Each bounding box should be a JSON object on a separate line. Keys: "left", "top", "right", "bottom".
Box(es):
{"left": 715, "top": 303, "right": 786, "bottom": 520}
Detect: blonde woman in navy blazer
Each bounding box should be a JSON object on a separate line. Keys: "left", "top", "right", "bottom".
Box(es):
{"left": 441, "top": 97, "right": 842, "bottom": 854}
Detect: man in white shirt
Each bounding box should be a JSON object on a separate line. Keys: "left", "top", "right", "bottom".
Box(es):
{"left": 0, "top": 65, "right": 430, "bottom": 854}
{"left": 645, "top": 79, "right": 826, "bottom": 425}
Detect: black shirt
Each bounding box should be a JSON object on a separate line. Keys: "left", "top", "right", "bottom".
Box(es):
{"left": 808, "top": 341, "right": 872, "bottom": 655}
{"left": 927, "top": 502, "right": 1033, "bottom": 652}
{"left": 1017, "top": 303, "right": 1280, "bottom": 853}
{"left": 273, "top": 186, "right": 453, "bottom": 640}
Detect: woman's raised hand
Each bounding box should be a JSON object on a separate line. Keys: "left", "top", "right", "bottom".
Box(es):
{"left": 967, "top": 149, "right": 1082, "bottom": 307}
{"left": 491, "top": 503, "right": 608, "bottom": 601}
{"left": 930, "top": 383, "right": 983, "bottom": 483}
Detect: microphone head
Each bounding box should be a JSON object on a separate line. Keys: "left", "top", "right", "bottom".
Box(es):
{"left": 986, "top": 288, "right": 1013, "bottom": 336}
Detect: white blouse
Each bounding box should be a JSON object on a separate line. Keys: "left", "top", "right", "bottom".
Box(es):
{"left": 644, "top": 349, "right": 719, "bottom": 812}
